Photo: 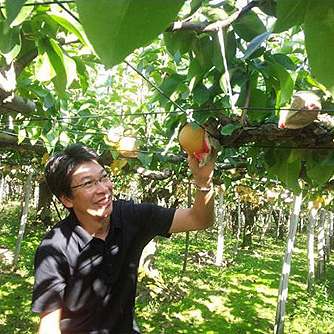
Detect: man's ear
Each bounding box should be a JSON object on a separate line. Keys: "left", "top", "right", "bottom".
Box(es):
{"left": 59, "top": 195, "right": 73, "bottom": 209}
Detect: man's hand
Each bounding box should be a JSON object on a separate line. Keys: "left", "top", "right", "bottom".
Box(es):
{"left": 188, "top": 152, "right": 216, "bottom": 188}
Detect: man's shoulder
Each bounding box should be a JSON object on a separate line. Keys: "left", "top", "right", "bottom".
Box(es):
{"left": 38, "top": 215, "right": 74, "bottom": 249}
{"left": 114, "top": 199, "right": 155, "bottom": 210}
{"left": 113, "top": 199, "right": 154, "bottom": 217}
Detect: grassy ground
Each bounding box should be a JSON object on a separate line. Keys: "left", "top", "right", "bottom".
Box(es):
{"left": 0, "top": 202, "right": 42, "bottom": 333}
{"left": 1, "top": 202, "right": 334, "bottom": 334}
{"left": 136, "top": 232, "right": 334, "bottom": 334}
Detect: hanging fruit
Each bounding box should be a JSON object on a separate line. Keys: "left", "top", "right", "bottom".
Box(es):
{"left": 118, "top": 136, "right": 138, "bottom": 158}
{"left": 278, "top": 91, "right": 321, "bottom": 129}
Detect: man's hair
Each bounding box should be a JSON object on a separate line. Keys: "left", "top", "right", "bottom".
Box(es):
{"left": 45, "top": 144, "right": 102, "bottom": 199}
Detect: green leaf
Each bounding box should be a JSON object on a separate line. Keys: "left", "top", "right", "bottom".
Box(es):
{"left": 304, "top": 1, "right": 334, "bottom": 96}
{"left": 268, "top": 149, "right": 301, "bottom": 194}
{"left": 220, "top": 123, "right": 242, "bottom": 136}
{"left": 193, "top": 83, "right": 210, "bottom": 106}
{"left": 272, "top": 53, "right": 296, "bottom": 71}
{"left": 63, "top": 54, "right": 77, "bottom": 88}
{"left": 247, "top": 89, "right": 271, "bottom": 123}
{"left": 259, "top": 0, "right": 277, "bottom": 17}
{"left": 73, "top": 56, "right": 89, "bottom": 93}
{"left": 39, "top": 38, "right": 67, "bottom": 96}
{"left": 138, "top": 152, "right": 153, "bottom": 167}
{"left": 76, "top": 0, "right": 185, "bottom": 68}
{"left": 26, "top": 125, "right": 41, "bottom": 145}
{"left": 306, "top": 150, "right": 334, "bottom": 186}
{"left": 46, "top": 128, "right": 59, "bottom": 147}
{"left": 163, "top": 30, "right": 196, "bottom": 56}
{"left": 17, "top": 128, "right": 26, "bottom": 144}
{"left": 185, "top": 0, "right": 203, "bottom": 19}
{"left": 275, "top": 0, "right": 307, "bottom": 33}
{"left": 0, "top": 23, "right": 21, "bottom": 63}
{"left": 232, "top": 11, "right": 266, "bottom": 42}
{"left": 192, "top": 110, "right": 211, "bottom": 125}
{"left": 4, "top": 0, "right": 28, "bottom": 31}
{"left": 49, "top": 13, "right": 90, "bottom": 48}
{"left": 192, "top": 35, "right": 214, "bottom": 72}
{"left": 187, "top": 58, "right": 205, "bottom": 81}
{"left": 242, "top": 30, "right": 272, "bottom": 60}
{"left": 44, "top": 93, "right": 54, "bottom": 109}
{"left": 267, "top": 60, "right": 294, "bottom": 106}
{"left": 156, "top": 73, "right": 183, "bottom": 106}
{"left": 35, "top": 52, "right": 56, "bottom": 82}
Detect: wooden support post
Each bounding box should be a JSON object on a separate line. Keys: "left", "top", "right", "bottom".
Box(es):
{"left": 216, "top": 192, "right": 225, "bottom": 266}
{"left": 307, "top": 206, "right": 317, "bottom": 294}
{"left": 274, "top": 189, "right": 302, "bottom": 334}
{"left": 182, "top": 182, "right": 192, "bottom": 272}
{"left": 326, "top": 211, "right": 331, "bottom": 263}
{"left": 316, "top": 209, "right": 326, "bottom": 279}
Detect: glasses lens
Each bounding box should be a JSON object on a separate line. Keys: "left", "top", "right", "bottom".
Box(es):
{"left": 83, "top": 180, "right": 94, "bottom": 189}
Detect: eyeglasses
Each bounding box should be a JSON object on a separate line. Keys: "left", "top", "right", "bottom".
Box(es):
{"left": 71, "top": 173, "right": 111, "bottom": 190}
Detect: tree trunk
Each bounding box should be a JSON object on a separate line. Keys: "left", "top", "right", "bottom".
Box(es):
{"left": 260, "top": 204, "right": 273, "bottom": 242}
{"left": 316, "top": 209, "right": 326, "bottom": 279}
{"left": 274, "top": 189, "right": 302, "bottom": 334}
{"left": 37, "top": 180, "right": 53, "bottom": 226}
{"left": 307, "top": 206, "right": 317, "bottom": 294}
{"left": 216, "top": 192, "right": 225, "bottom": 266}
{"left": 241, "top": 204, "right": 257, "bottom": 248}
{"left": 233, "top": 198, "right": 242, "bottom": 254}
{"left": 276, "top": 208, "right": 285, "bottom": 240}
{"left": 13, "top": 169, "right": 34, "bottom": 269}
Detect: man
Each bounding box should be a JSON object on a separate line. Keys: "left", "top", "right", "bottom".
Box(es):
{"left": 32, "top": 144, "right": 215, "bottom": 334}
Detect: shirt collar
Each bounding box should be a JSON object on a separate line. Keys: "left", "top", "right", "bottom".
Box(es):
{"left": 68, "top": 206, "right": 122, "bottom": 251}
{"left": 69, "top": 213, "right": 93, "bottom": 251}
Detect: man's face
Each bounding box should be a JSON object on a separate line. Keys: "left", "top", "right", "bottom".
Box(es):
{"left": 61, "top": 160, "right": 113, "bottom": 219}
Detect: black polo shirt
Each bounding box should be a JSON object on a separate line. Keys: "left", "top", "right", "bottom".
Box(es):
{"left": 32, "top": 200, "right": 175, "bottom": 334}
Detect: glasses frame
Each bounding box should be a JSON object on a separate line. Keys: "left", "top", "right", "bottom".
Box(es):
{"left": 70, "top": 172, "right": 111, "bottom": 190}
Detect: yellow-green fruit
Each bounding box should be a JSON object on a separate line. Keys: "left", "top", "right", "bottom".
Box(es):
{"left": 178, "top": 123, "right": 206, "bottom": 158}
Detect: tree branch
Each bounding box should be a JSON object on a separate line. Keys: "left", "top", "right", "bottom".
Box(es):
{"left": 0, "top": 131, "right": 46, "bottom": 155}
{"left": 0, "top": 95, "right": 36, "bottom": 115}
{"left": 219, "top": 115, "right": 334, "bottom": 149}
{"left": 14, "top": 48, "right": 38, "bottom": 78}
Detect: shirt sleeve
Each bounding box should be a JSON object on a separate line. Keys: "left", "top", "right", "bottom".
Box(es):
{"left": 132, "top": 202, "right": 176, "bottom": 238}
{"left": 31, "top": 245, "right": 67, "bottom": 313}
